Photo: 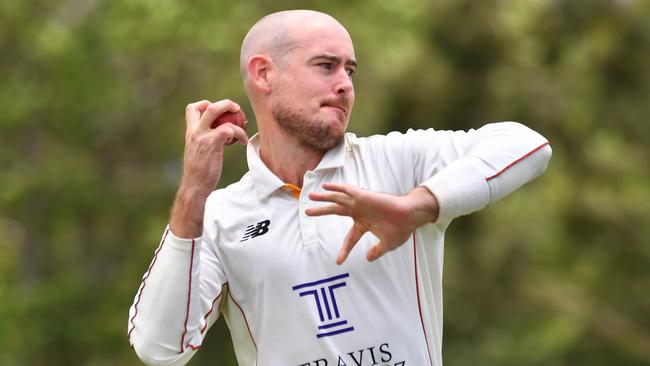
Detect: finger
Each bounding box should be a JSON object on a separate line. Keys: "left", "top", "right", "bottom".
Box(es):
{"left": 198, "top": 100, "right": 241, "bottom": 131}
{"left": 308, "top": 191, "right": 352, "bottom": 206}
{"left": 305, "top": 204, "right": 348, "bottom": 217}
{"left": 366, "top": 241, "right": 387, "bottom": 262}
{"left": 221, "top": 123, "right": 250, "bottom": 146}
{"left": 233, "top": 123, "right": 250, "bottom": 145}
{"left": 321, "top": 182, "right": 357, "bottom": 196}
{"left": 185, "top": 100, "right": 211, "bottom": 128}
{"left": 213, "top": 123, "right": 249, "bottom": 146}
{"left": 337, "top": 225, "right": 367, "bottom": 265}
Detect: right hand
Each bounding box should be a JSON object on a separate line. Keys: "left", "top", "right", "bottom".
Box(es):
{"left": 170, "top": 99, "right": 249, "bottom": 238}
{"left": 181, "top": 99, "right": 249, "bottom": 192}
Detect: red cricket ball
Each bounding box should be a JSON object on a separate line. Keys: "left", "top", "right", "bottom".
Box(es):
{"left": 210, "top": 110, "right": 248, "bottom": 145}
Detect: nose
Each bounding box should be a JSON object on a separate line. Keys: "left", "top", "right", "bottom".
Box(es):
{"left": 335, "top": 68, "right": 353, "bottom": 96}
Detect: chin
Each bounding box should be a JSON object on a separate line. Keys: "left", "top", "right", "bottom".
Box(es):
{"left": 304, "top": 125, "right": 345, "bottom": 151}
{"left": 273, "top": 102, "right": 348, "bottom": 151}
{"left": 325, "top": 113, "right": 349, "bottom": 132}
{"left": 323, "top": 122, "right": 346, "bottom": 141}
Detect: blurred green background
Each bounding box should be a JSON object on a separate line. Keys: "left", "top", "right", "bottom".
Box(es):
{"left": 1, "top": 0, "right": 649, "bottom": 365}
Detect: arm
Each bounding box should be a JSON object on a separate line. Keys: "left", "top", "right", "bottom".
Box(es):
{"left": 127, "top": 227, "right": 226, "bottom": 365}
{"left": 171, "top": 100, "right": 249, "bottom": 238}
{"left": 416, "top": 121, "right": 551, "bottom": 224}
{"left": 127, "top": 100, "right": 248, "bottom": 365}
{"left": 307, "top": 122, "right": 551, "bottom": 263}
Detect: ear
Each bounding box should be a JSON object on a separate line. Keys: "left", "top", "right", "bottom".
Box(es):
{"left": 247, "top": 55, "right": 273, "bottom": 94}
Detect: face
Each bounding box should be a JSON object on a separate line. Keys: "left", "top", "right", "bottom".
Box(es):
{"left": 269, "top": 22, "right": 356, "bottom": 152}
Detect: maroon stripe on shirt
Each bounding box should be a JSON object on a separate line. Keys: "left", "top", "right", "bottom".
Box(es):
{"left": 486, "top": 142, "right": 550, "bottom": 181}
{"left": 413, "top": 234, "right": 434, "bottom": 366}
{"left": 180, "top": 238, "right": 197, "bottom": 352}
{"left": 128, "top": 228, "right": 170, "bottom": 341}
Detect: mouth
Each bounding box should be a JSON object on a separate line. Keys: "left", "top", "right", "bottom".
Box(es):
{"left": 321, "top": 103, "right": 347, "bottom": 116}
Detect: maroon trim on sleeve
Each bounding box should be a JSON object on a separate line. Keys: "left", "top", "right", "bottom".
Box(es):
{"left": 486, "top": 141, "right": 550, "bottom": 181}
{"left": 186, "top": 283, "right": 229, "bottom": 350}
{"left": 186, "top": 344, "right": 201, "bottom": 351}
{"left": 200, "top": 283, "right": 228, "bottom": 334}
{"left": 230, "top": 294, "right": 259, "bottom": 366}
{"left": 128, "top": 229, "right": 170, "bottom": 341}
{"left": 413, "top": 235, "right": 434, "bottom": 366}
{"left": 180, "top": 239, "right": 197, "bottom": 352}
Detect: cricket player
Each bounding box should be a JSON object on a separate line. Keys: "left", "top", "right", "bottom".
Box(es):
{"left": 128, "top": 9, "right": 552, "bottom": 366}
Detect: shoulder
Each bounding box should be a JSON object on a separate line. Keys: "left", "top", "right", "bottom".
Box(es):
{"left": 346, "top": 129, "right": 446, "bottom": 145}
{"left": 344, "top": 130, "right": 431, "bottom": 158}
{"left": 344, "top": 130, "right": 408, "bottom": 144}
{"left": 344, "top": 130, "right": 410, "bottom": 150}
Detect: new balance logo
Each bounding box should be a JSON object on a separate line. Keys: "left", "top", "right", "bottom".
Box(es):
{"left": 240, "top": 220, "right": 270, "bottom": 242}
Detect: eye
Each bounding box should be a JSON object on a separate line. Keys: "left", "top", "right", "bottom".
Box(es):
{"left": 318, "top": 63, "right": 333, "bottom": 70}
{"left": 346, "top": 67, "right": 356, "bottom": 77}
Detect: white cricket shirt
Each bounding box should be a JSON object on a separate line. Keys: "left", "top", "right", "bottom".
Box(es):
{"left": 128, "top": 122, "right": 551, "bottom": 366}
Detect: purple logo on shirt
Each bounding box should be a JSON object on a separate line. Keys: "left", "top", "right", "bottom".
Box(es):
{"left": 292, "top": 273, "right": 354, "bottom": 338}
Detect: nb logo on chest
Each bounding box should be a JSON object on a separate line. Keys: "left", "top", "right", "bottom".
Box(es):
{"left": 240, "top": 219, "right": 271, "bottom": 242}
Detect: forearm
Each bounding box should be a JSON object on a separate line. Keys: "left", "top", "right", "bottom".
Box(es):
{"left": 421, "top": 122, "right": 552, "bottom": 223}
{"left": 170, "top": 99, "right": 249, "bottom": 238}
{"left": 170, "top": 184, "right": 212, "bottom": 238}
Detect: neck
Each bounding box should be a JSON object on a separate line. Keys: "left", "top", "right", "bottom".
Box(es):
{"left": 258, "top": 127, "right": 325, "bottom": 188}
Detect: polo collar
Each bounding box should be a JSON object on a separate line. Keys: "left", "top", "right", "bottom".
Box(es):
{"left": 246, "top": 133, "right": 350, "bottom": 200}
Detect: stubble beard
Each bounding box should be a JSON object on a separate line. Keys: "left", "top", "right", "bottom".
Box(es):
{"left": 272, "top": 102, "right": 345, "bottom": 152}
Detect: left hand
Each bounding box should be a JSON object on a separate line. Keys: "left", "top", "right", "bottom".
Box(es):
{"left": 305, "top": 183, "right": 439, "bottom": 264}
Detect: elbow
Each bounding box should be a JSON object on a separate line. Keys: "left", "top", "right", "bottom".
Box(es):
{"left": 540, "top": 142, "right": 552, "bottom": 161}
{"left": 536, "top": 143, "right": 553, "bottom": 175}
{"left": 503, "top": 121, "right": 553, "bottom": 169}
{"left": 484, "top": 121, "right": 550, "bottom": 146}
{"left": 131, "top": 338, "right": 169, "bottom": 366}
{"left": 130, "top": 336, "right": 190, "bottom": 366}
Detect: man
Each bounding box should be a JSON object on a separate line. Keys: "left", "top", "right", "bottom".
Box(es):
{"left": 128, "top": 9, "right": 551, "bottom": 366}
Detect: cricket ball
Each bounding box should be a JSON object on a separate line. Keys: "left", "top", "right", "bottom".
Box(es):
{"left": 210, "top": 110, "right": 248, "bottom": 145}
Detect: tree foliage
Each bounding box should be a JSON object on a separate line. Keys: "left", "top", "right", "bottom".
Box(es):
{"left": 1, "top": 0, "right": 648, "bottom": 364}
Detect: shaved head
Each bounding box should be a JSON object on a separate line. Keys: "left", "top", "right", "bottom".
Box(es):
{"left": 240, "top": 10, "right": 350, "bottom": 80}
{"left": 240, "top": 10, "right": 356, "bottom": 153}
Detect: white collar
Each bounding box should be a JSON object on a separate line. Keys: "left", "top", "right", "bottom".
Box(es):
{"left": 246, "top": 133, "right": 351, "bottom": 200}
